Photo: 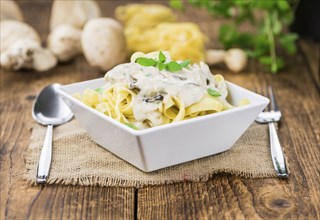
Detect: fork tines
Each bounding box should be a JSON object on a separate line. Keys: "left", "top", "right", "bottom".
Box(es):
{"left": 255, "top": 85, "right": 279, "bottom": 112}
{"left": 268, "top": 86, "right": 279, "bottom": 112}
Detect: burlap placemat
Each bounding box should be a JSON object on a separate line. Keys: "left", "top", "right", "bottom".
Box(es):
{"left": 24, "top": 119, "right": 277, "bottom": 188}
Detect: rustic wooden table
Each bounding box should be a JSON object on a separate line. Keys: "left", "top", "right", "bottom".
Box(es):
{"left": 1, "top": 1, "right": 319, "bottom": 219}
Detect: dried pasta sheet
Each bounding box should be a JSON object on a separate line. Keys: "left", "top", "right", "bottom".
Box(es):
{"left": 115, "top": 4, "right": 207, "bottom": 62}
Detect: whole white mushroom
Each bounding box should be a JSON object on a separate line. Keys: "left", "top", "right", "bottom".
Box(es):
{"left": 50, "top": 0, "right": 101, "bottom": 30}
{"left": 206, "top": 48, "right": 247, "bottom": 73}
{"left": 0, "top": 0, "right": 24, "bottom": 22}
{"left": 48, "top": 24, "right": 82, "bottom": 62}
{"left": 1, "top": 39, "right": 57, "bottom": 72}
{"left": 81, "top": 18, "right": 127, "bottom": 71}
{"left": 205, "top": 49, "right": 226, "bottom": 65}
{"left": 224, "top": 48, "right": 248, "bottom": 73}
{"left": 0, "top": 20, "right": 41, "bottom": 53}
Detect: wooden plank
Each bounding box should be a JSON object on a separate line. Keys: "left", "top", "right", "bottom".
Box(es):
{"left": 138, "top": 174, "right": 319, "bottom": 219}
{"left": 299, "top": 40, "right": 320, "bottom": 88}
{"left": 23, "top": 185, "right": 134, "bottom": 220}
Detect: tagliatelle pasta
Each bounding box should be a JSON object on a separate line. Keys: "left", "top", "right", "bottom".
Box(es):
{"left": 75, "top": 51, "right": 246, "bottom": 130}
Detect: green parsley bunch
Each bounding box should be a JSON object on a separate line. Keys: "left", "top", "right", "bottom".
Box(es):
{"left": 170, "top": 0, "right": 299, "bottom": 73}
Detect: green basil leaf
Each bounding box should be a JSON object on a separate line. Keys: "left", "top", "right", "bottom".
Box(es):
{"left": 281, "top": 11, "right": 294, "bottom": 25}
{"left": 252, "top": 1, "right": 275, "bottom": 10}
{"left": 276, "top": 58, "right": 285, "bottom": 69}
{"left": 259, "top": 56, "right": 272, "bottom": 65}
{"left": 157, "top": 62, "right": 166, "bottom": 71}
{"left": 136, "top": 57, "right": 157, "bottom": 66}
{"left": 277, "top": 1, "right": 290, "bottom": 11}
{"left": 218, "top": 24, "right": 238, "bottom": 49}
{"left": 273, "top": 20, "right": 282, "bottom": 35}
{"left": 279, "top": 33, "right": 298, "bottom": 54}
{"left": 180, "top": 60, "right": 191, "bottom": 68}
{"left": 169, "top": 0, "right": 184, "bottom": 10}
{"left": 159, "top": 51, "right": 166, "bottom": 63}
{"left": 280, "top": 33, "right": 299, "bottom": 42}
{"left": 210, "top": 1, "right": 233, "bottom": 17}
{"left": 246, "top": 49, "right": 266, "bottom": 58}
{"left": 125, "top": 122, "right": 139, "bottom": 130}
{"left": 207, "top": 88, "right": 221, "bottom": 97}
{"left": 166, "top": 61, "right": 182, "bottom": 72}
{"left": 95, "top": 88, "right": 104, "bottom": 94}
{"left": 259, "top": 57, "right": 284, "bottom": 73}
{"left": 281, "top": 41, "right": 297, "bottom": 54}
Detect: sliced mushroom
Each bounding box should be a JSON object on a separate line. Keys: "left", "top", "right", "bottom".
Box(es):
{"left": 143, "top": 95, "right": 164, "bottom": 103}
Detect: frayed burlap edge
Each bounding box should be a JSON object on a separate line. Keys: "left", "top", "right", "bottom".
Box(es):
{"left": 24, "top": 120, "right": 282, "bottom": 188}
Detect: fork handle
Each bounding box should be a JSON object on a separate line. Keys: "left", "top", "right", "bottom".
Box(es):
{"left": 268, "top": 122, "right": 288, "bottom": 178}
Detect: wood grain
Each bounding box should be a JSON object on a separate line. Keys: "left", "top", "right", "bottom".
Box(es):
{"left": 299, "top": 40, "right": 320, "bottom": 89}
{"left": 137, "top": 53, "right": 320, "bottom": 220}
{"left": 0, "top": 67, "right": 138, "bottom": 219}
{"left": 137, "top": 177, "right": 298, "bottom": 219}
{"left": 1, "top": 1, "right": 135, "bottom": 219}
{"left": 135, "top": 4, "right": 320, "bottom": 219}
{"left": 1, "top": 1, "right": 319, "bottom": 219}
{"left": 0, "top": 83, "right": 135, "bottom": 220}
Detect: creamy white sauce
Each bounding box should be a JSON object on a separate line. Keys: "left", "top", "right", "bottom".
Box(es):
{"left": 104, "top": 56, "right": 227, "bottom": 129}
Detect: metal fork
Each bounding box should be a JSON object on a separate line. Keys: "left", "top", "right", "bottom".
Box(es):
{"left": 255, "top": 86, "right": 289, "bottom": 178}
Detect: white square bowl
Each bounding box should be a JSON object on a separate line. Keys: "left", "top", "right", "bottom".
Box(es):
{"left": 56, "top": 78, "right": 269, "bottom": 172}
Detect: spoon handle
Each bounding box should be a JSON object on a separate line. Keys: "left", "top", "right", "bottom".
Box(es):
{"left": 36, "top": 124, "right": 53, "bottom": 184}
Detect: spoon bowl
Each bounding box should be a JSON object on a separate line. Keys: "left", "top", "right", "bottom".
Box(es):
{"left": 32, "top": 83, "right": 73, "bottom": 184}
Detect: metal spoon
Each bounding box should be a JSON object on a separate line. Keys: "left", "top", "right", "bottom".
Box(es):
{"left": 32, "top": 84, "right": 73, "bottom": 184}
